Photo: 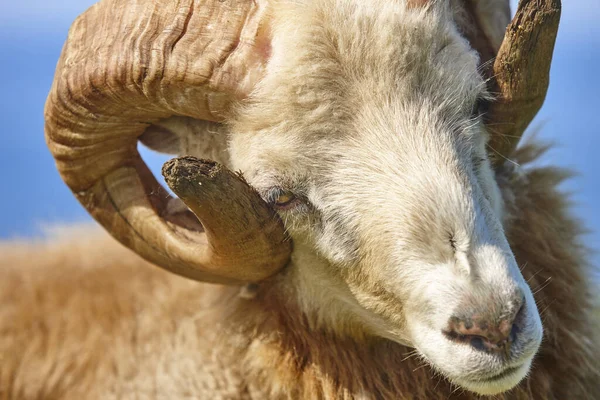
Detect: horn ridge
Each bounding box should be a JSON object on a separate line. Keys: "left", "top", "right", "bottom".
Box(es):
{"left": 486, "top": 0, "right": 561, "bottom": 164}
{"left": 45, "top": 0, "right": 289, "bottom": 284}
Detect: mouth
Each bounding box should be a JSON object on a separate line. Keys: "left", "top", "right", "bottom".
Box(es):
{"left": 408, "top": 322, "right": 539, "bottom": 395}
{"left": 457, "top": 362, "right": 530, "bottom": 395}
{"left": 406, "top": 293, "right": 543, "bottom": 396}
{"left": 481, "top": 365, "right": 523, "bottom": 382}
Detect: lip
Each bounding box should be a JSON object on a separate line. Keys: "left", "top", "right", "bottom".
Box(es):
{"left": 455, "top": 363, "right": 529, "bottom": 396}
{"left": 481, "top": 365, "right": 523, "bottom": 382}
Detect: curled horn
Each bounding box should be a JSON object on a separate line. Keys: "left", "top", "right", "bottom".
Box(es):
{"left": 486, "top": 0, "right": 561, "bottom": 163}
{"left": 45, "top": 0, "right": 291, "bottom": 284}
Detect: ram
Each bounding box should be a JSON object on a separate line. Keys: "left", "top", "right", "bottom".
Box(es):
{"left": 1, "top": 0, "right": 598, "bottom": 398}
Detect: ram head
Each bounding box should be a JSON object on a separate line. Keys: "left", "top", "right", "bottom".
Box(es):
{"left": 45, "top": 0, "right": 560, "bottom": 394}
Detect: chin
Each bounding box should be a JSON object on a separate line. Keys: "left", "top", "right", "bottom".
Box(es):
{"left": 452, "top": 359, "right": 532, "bottom": 395}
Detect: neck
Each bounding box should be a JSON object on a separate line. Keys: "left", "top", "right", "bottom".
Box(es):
{"left": 235, "top": 283, "right": 446, "bottom": 399}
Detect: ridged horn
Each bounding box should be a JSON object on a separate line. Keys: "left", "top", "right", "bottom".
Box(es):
{"left": 44, "top": 0, "right": 291, "bottom": 285}
{"left": 486, "top": 0, "right": 561, "bottom": 163}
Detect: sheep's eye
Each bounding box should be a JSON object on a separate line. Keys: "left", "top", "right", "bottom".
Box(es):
{"left": 275, "top": 191, "right": 296, "bottom": 206}
{"left": 267, "top": 188, "right": 300, "bottom": 210}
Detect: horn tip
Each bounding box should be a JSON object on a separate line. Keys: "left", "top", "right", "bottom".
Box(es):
{"left": 162, "top": 157, "right": 223, "bottom": 190}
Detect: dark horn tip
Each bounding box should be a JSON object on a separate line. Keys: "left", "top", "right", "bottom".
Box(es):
{"left": 162, "top": 157, "right": 222, "bottom": 186}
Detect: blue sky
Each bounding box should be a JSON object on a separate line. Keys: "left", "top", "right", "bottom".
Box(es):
{"left": 0, "top": 1, "right": 598, "bottom": 269}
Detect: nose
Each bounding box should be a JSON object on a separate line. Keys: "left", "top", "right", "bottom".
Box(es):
{"left": 444, "top": 296, "right": 525, "bottom": 354}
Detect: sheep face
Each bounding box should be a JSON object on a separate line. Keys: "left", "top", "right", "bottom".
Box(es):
{"left": 228, "top": 0, "right": 543, "bottom": 396}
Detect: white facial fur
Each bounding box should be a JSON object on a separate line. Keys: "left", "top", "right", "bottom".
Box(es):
{"left": 226, "top": 0, "right": 543, "bottom": 395}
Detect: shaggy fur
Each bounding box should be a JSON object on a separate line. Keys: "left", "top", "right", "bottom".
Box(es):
{"left": 0, "top": 146, "right": 598, "bottom": 399}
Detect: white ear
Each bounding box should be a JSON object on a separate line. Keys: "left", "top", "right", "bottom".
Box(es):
{"left": 139, "top": 117, "right": 231, "bottom": 166}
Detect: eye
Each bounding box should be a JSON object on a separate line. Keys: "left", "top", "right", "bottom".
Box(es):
{"left": 267, "top": 187, "right": 301, "bottom": 210}
{"left": 275, "top": 191, "right": 296, "bottom": 206}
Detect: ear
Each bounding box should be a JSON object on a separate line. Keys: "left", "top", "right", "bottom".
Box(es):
{"left": 452, "top": 0, "right": 511, "bottom": 76}
{"left": 139, "top": 117, "right": 232, "bottom": 167}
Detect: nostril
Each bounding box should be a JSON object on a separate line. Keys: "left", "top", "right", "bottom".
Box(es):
{"left": 443, "top": 321, "right": 515, "bottom": 354}
{"left": 444, "top": 299, "right": 525, "bottom": 354}
{"left": 509, "top": 299, "right": 526, "bottom": 341}
{"left": 509, "top": 322, "right": 519, "bottom": 343}
{"left": 469, "top": 336, "right": 488, "bottom": 352}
